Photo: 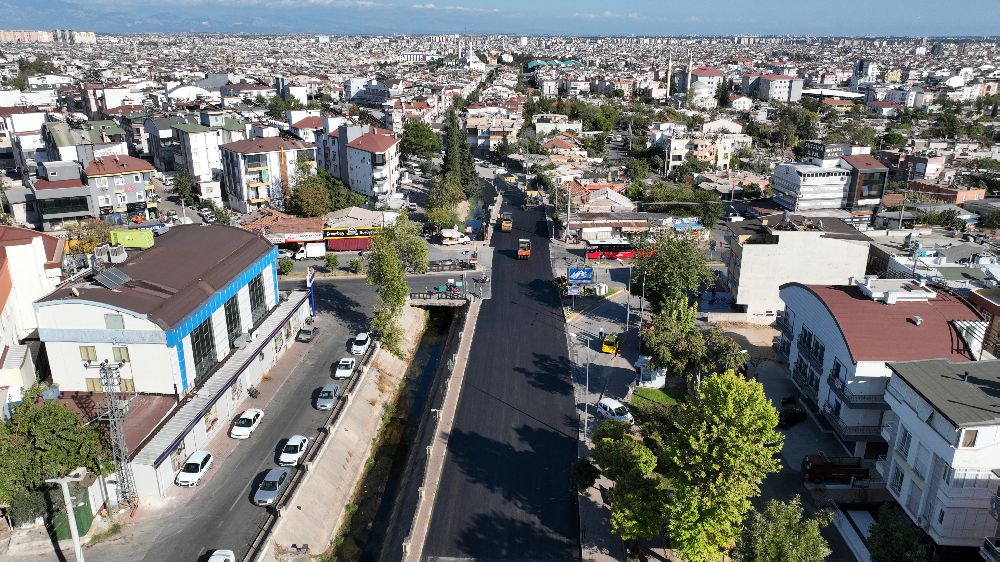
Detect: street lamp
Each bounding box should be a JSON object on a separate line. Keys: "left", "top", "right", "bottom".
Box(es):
{"left": 569, "top": 332, "right": 593, "bottom": 439}
{"left": 46, "top": 468, "right": 87, "bottom": 562}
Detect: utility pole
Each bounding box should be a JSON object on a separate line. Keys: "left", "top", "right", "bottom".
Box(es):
{"left": 564, "top": 183, "right": 571, "bottom": 242}
{"left": 46, "top": 469, "right": 87, "bottom": 562}
{"left": 86, "top": 358, "right": 139, "bottom": 513}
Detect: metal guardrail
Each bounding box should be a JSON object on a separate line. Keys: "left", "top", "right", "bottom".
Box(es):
{"left": 409, "top": 291, "right": 468, "bottom": 301}
{"left": 826, "top": 374, "right": 888, "bottom": 408}
{"left": 242, "top": 342, "right": 378, "bottom": 562}
{"left": 427, "top": 262, "right": 474, "bottom": 272}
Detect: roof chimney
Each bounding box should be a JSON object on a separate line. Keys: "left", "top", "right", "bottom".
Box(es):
{"left": 913, "top": 315, "right": 923, "bottom": 326}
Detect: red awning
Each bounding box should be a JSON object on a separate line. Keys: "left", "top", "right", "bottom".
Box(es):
{"left": 326, "top": 238, "right": 371, "bottom": 252}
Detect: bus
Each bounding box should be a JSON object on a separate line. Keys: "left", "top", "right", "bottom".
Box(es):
{"left": 585, "top": 238, "right": 636, "bottom": 260}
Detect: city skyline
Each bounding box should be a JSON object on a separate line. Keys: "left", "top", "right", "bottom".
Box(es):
{"left": 2, "top": 0, "right": 999, "bottom": 37}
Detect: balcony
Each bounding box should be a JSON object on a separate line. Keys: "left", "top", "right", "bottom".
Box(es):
{"left": 826, "top": 374, "right": 889, "bottom": 410}
{"left": 981, "top": 538, "right": 1000, "bottom": 562}
{"left": 821, "top": 405, "right": 884, "bottom": 441}
{"left": 875, "top": 455, "right": 888, "bottom": 478}
{"left": 775, "top": 315, "right": 792, "bottom": 336}
{"left": 796, "top": 339, "right": 825, "bottom": 373}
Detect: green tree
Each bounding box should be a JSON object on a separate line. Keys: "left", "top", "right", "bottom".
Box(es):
{"left": 631, "top": 232, "right": 713, "bottom": 311}
{"left": 400, "top": 120, "right": 442, "bottom": 160}
{"left": 277, "top": 257, "right": 295, "bottom": 275}
{"left": 641, "top": 297, "right": 703, "bottom": 376}
{"left": 979, "top": 211, "right": 1000, "bottom": 229}
{"left": 173, "top": 170, "right": 197, "bottom": 206}
{"left": 316, "top": 168, "right": 366, "bottom": 211}
{"left": 702, "top": 327, "right": 748, "bottom": 379}
{"left": 348, "top": 258, "right": 363, "bottom": 274}
{"left": 592, "top": 423, "right": 657, "bottom": 482}
{"left": 733, "top": 496, "right": 833, "bottom": 562}
{"left": 425, "top": 206, "right": 459, "bottom": 230}
{"left": 608, "top": 473, "right": 666, "bottom": 542}
{"left": 624, "top": 158, "right": 650, "bottom": 184}
{"left": 324, "top": 254, "right": 340, "bottom": 270}
{"left": 365, "top": 214, "right": 427, "bottom": 355}
{"left": 287, "top": 180, "right": 332, "bottom": 217}
{"left": 881, "top": 131, "right": 908, "bottom": 148}
{"left": 65, "top": 219, "right": 111, "bottom": 254}
{"left": 662, "top": 372, "right": 783, "bottom": 562}
{"left": 571, "top": 458, "right": 600, "bottom": 491}
{"left": 867, "top": 505, "right": 927, "bottom": 562}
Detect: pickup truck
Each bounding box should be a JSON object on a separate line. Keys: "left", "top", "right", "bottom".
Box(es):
{"left": 800, "top": 452, "right": 870, "bottom": 483}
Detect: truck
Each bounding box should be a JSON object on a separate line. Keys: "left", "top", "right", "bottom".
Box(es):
{"left": 499, "top": 212, "right": 513, "bottom": 232}
{"left": 800, "top": 452, "right": 870, "bottom": 483}
{"left": 517, "top": 238, "right": 531, "bottom": 260}
{"left": 294, "top": 242, "right": 326, "bottom": 260}
{"left": 110, "top": 229, "right": 155, "bottom": 250}
{"left": 440, "top": 229, "right": 471, "bottom": 245}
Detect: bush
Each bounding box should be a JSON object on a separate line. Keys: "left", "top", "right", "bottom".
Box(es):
{"left": 571, "top": 458, "right": 601, "bottom": 491}
{"left": 277, "top": 257, "right": 295, "bottom": 275}
{"left": 324, "top": 254, "right": 340, "bottom": 270}
{"left": 348, "top": 258, "right": 363, "bottom": 274}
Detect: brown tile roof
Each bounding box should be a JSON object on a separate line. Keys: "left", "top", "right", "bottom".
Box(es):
{"left": 35, "top": 178, "right": 85, "bottom": 190}
{"left": 82, "top": 155, "right": 154, "bottom": 177}
{"left": 691, "top": 67, "right": 723, "bottom": 77}
{"left": 58, "top": 392, "right": 176, "bottom": 453}
{"left": 291, "top": 116, "right": 324, "bottom": 130}
{"left": 762, "top": 74, "right": 796, "bottom": 80}
{"left": 347, "top": 131, "right": 398, "bottom": 154}
{"left": 40, "top": 224, "right": 274, "bottom": 330}
{"left": 0, "top": 226, "right": 64, "bottom": 269}
{"left": 220, "top": 137, "right": 315, "bottom": 154}
{"left": 0, "top": 105, "right": 41, "bottom": 118}
{"left": 241, "top": 209, "right": 326, "bottom": 235}
{"left": 840, "top": 154, "right": 888, "bottom": 170}
{"left": 788, "top": 283, "right": 980, "bottom": 363}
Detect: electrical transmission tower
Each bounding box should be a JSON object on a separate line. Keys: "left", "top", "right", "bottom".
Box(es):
{"left": 87, "top": 359, "right": 139, "bottom": 512}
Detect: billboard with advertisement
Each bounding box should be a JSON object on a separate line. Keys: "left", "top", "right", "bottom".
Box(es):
{"left": 568, "top": 267, "right": 594, "bottom": 284}
{"left": 323, "top": 226, "right": 382, "bottom": 239}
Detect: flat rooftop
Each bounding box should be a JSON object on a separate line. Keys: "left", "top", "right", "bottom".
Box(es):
{"left": 889, "top": 359, "right": 1000, "bottom": 428}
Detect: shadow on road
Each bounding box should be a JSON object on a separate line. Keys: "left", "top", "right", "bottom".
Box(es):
{"left": 454, "top": 510, "right": 580, "bottom": 560}
{"left": 315, "top": 283, "right": 368, "bottom": 332}
{"left": 512, "top": 351, "right": 572, "bottom": 397}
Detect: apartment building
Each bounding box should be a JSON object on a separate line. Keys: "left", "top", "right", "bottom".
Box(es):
{"left": 772, "top": 142, "right": 881, "bottom": 213}
{"left": 757, "top": 74, "right": 804, "bottom": 102}
{"left": 664, "top": 133, "right": 752, "bottom": 172}
{"left": 724, "top": 213, "right": 870, "bottom": 323}
{"left": 172, "top": 111, "right": 248, "bottom": 205}
{"left": 315, "top": 122, "right": 400, "bottom": 200}
{"left": 220, "top": 137, "right": 315, "bottom": 214}
{"left": 83, "top": 155, "right": 158, "bottom": 225}
{"left": 881, "top": 359, "right": 1000, "bottom": 552}
{"left": 31, "top": 161, "right": 94, "bottom": 231}
{"left": 777, "top": 278, "right": 984, "bottom": 458}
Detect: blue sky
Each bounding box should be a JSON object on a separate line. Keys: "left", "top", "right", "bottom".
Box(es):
{"left": 1, "top": 0, "right": 997, "bottom": 36}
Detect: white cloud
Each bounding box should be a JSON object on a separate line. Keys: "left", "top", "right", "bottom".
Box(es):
{"left": 411, "top": 3, "right": 499, "bottom": 12}
{"left": 573, "top": 10, "right": 645, "bottom": 20}
{"left": 689, "top": 15, "right": 700, "bottom": 22}
{"left": 73, "top": 0, "right": 381, "bottom": 7}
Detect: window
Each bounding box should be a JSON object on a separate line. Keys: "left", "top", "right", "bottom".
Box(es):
{"left": 112, "top": 346, "right": 130, "bottom": 363}
{"left": 105, "top": 314, "right": 124, "bottom": 330}
{"left": 135, "top": 191, "right": 145, "bottom": 202}
{"left": 938, "top": 509, "right": 945, "bottom": 525}
{"left": 890, "top": 467, "right": 904, "bottom": 494}
{"left": 97, "top": 177, "right": 109, "bottom": 188}
{"left": 98, "top": 195, "right": 111, "bottom": 206}
{"left": 133, "top": 174, "right": 141, "bottom": 183}
{"left": 86, "top": 377, "right": 134, "bottom": 392}
{"left": 897, "top": 427, "right": 912, "bottom": 457}
{"left": 248, "top": 274, "right": 267, "bottom": 325}
{"left": 38, "top": 197, "right": 90, "bottom": 216}
{"left": 79, "top": 346, "right": 97, "bottom": 361}
{"left": 190, "top": 317, "right": 218, "bottom": 384}
{"left": 116, "top": 193, "right": 127, "bottom": 206}
{"left": 961, "top": 429, "right": 978, "bottom": 448}
{"left": 49, "top": 171, "right": 58, "bottom": 177}
{"left": 114, "top": 175, "right": 125, "bottom": 186}
{"left": 224, "top": 295, "right": 242, "bottom": 349}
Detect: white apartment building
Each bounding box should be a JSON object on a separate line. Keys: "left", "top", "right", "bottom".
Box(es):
{"left": 173, "top": 111, "right": 247, "bottom": 205}
{"left": 315, "top": 122, "right": 400, "bottom": 200}
{"left": 220, "top": 137, "right": 315, "bottom": 214}
{"left": 881, "top": 359, "right": 1000, "bottom": 552}
{"left": 772, "top": 163, "right": 852, "bottom": 211}
{"left": 777, "top": 278, "right": 984, "bottom": 458}
{"left": 724, "top": 214, "right": 870, "bottom": 323}
{"left": 757, "top": 74, "right": 804, "bottom": 102}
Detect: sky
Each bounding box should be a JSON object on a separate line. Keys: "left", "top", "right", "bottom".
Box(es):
{"left": 1, "top": 0, "right": 998, "bottom": 37}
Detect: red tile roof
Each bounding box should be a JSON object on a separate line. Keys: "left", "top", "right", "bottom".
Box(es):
{"left": 0, "top": 225, "right": 63, "bottom": 269}
{"left": 822, "top": 98, "right": 855, "bottom": 106}
{"left": 791, "top": 283, "right": 980, "bottom": 363}
{"left": 762, "top": 74, "right": 796, "bottom": 80}
{"left": 867, "top": 100, "right": 902, "bottom": 108}
{"left": 220, "top": 137, "right": 315, "bottom": 154}
{"left": 691, "top": 67, "right": 723, "bottom": 77}
{"left": 35, "top": 178, "right": 85, "bottom": 190}
{"left": 0, "top": 105, "right": 42, "bottom": 118}
{"left": 83, "top": 155, "right": 154, "bottom": 177}
{"left": 840, "top": 154, "right": 888, "bottom": 170}
{"left": 291, "top": 116, "right": 324, "bottom": 130}
{"left": 347, "top": 132, "right": 398, "bottom": 154}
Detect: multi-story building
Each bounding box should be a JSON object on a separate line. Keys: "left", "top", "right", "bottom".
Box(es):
{"left": 683, "top": 66, "right": 724, "bottom": 93}
{"left": 880, "top": 359, "right": 1000, "bottom": 552}
{"left": 777, "top": 277, "right": 984, "bottom": 457}
{"left": 838, "top": 153, "right": 889, "bottom": 215}
{"left": 172, "top": 111, "right": 248, "bottom": 205}
{"left": 83, "top": 155, "right": 158, "bottom": 225}
{"left": 315, "top": 123, "right": 400, "bottom": 201}
{"left": 757, "top": 74, "right": 804, "bottom": 102}
{"left": 36, "top": 224, "right": 309, "bottom": 498}
{"left": 771, "top": 161, "right": 852, "bottom": 211}
{"left": 724, "top": 213, "right": 870, "bottom": 323}
{"left": 220, "top": 136, "right": 315, "bottom": 214}
{"left": 30, "top": 161, "right": 94, "bottom": 231}
{"left": 879, "top": 151, "right": 948, "bottom": 182}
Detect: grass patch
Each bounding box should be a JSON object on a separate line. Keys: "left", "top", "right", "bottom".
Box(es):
{"left": 86, "top": 522, "right": 122, "bottom": 546}
{"left": 632, "top": 386, "right": 682, "bottom": 407}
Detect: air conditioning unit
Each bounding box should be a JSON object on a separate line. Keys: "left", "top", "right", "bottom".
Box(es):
{"left": 233, "top": 334, "right": 249, "bottom": 349}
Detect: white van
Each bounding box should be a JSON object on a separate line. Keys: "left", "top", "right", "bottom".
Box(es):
{"left": 596, "top": 397, "right": 634, "bottom": 423}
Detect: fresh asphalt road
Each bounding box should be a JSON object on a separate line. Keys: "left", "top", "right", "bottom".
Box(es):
{"left": 424, "top": 194, "right": 581, "bottom": 559}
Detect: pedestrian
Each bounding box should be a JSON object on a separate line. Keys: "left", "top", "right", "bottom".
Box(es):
{"left": 598, "top": 326, "right": 605, "bottom": 341}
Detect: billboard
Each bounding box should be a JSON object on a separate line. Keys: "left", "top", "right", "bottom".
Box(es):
{"left": 568, "top": 267, "right": 594, "bottom": 284}
{"left": 323, "top": 226, "right": 382, "bottom": 239}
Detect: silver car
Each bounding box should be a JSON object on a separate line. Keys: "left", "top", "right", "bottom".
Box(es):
{"left": 253, "top": 467, "right": 292, "bottom": 506}
{"left": 315, "top": 384, "right": 341, "bottom": 410}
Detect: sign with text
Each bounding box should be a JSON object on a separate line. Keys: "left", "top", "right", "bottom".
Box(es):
{"left": 567, "top": 267, "right": 594, "bottom": 284}
{"left": 323, "top": 226, "right": 381, "bottom": 239}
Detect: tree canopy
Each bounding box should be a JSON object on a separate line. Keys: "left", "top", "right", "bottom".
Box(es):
{"left": 631, "top": 232, "right": 713, "bottom": 311}
{"left": 365, "top": 214, "right": 427, "bottom": 355}
{"left": 733, "top": 496, "right": 832, "bottom": 562}
{"left": 867, "top": 505, "right": 928, "bottom": 562}
{"left": 400, "top": 120, "right": 442, "bottom": 160}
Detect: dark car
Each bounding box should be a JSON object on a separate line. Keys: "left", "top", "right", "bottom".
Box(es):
{"left": 777, "top": 406, "right": 806, "bottom": 429}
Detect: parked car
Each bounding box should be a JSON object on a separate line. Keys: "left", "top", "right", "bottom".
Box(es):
{"left": 296, "top": 325, "right": 318, "bottom": 343}
{"left": 315, "top": 383, "right": 341, "bottom": 410}
{"left": 229, "top": 408, "right": 264, "bottom": 439}
{"left": 333, "top": 357, "right": 356, "bottom": 379}
{"left": 208, "top": 550, "right": 236, "bottom": 562}
{"left": 595, "top": 397, "right": 634, "bottom": 423}
{"left": 164, "top": 210, "right": 178, "bottom": 221}
{"left": 253, "top": 467, "right": 292, "bottom": 506}
{"left": 407, "top": 202, "right": 418, "bottom": 212}
{"left": 778, "top": 406, "right": 806, "bottom": 429}
{"left": 350, "top": 332, "right": 372, "bottom": 355}
{"left": 203, "top": 213, "right": 216, "bottom": 223}
{"left": 277, "top": 249, "right": 294, "bottom": 260}
{"left": 175, "top": 451, "right": 214, "bottom": 486}
{"left": 278, "top": 435, "right": 309, "bottom": 466}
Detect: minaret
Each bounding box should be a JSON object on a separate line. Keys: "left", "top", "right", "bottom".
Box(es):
{"left": 686, "top": 52, "right": 693, "bottom": 93}
{"left": 666, "top": 51, "right": 672, "bottom": 96}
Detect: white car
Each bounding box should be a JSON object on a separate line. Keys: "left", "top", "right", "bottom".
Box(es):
{"left": 208, "top": 550, "right": 236, "bottom": 562}
{"left": 278, "top": 435, "right": 309, "bottom": 466}
{"left": 595, "top": 397, "right": 634, "bottom": 423}
{"left": 277, "top": 249, "right": 294, "bottom": 260}
{"left": 175, "top": 450, "right": 214, "bottom": 486}
{"left": 333, "top": 357, "right": 356, "bottom": 379}
{"left": 350, "top": 332, "right": 372, "bottom": 355}
{"left": 229, "top": 408, "right": 264, "bottom": 439}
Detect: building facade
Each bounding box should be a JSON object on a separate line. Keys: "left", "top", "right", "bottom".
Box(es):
{"left": 220, "top": 137, "right": 315, "bottom": 214}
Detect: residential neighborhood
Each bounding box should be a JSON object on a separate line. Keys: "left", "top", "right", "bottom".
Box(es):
{"left": 1, "top": 3, "right": 1000, "bottom": 562}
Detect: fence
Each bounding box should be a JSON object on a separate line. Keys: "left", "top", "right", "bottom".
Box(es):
{"left": 242, "top": 341, "right": 379, "bottom": 562}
